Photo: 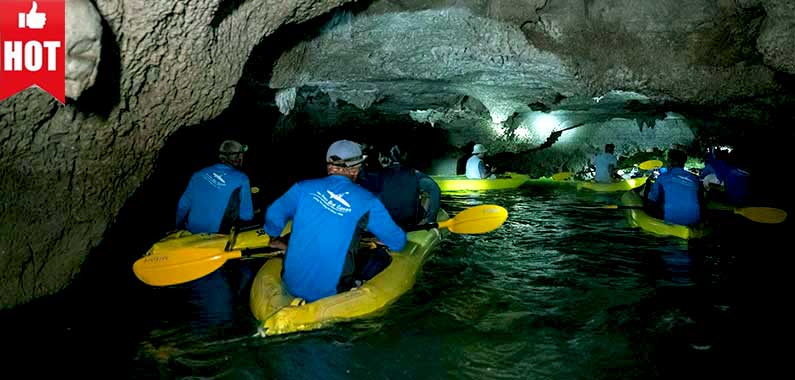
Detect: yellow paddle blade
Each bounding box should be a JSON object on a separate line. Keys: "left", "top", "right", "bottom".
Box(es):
{"left": 438, "top": 204, "right": 508, "bottom": 234}
{"left": 551, "top": 172, "right": 574, "bottom": 181}
{"left": 638, "top": 160, "right": 663, "bottom": 170}
{"left": 735, "top": 207, "right": 787, "bottom": 224}
{"left": 233, "top": 228, "right": 273, "bottom": 250}
{"left": 133, "top": 248, "right": 243, "bottom": 286}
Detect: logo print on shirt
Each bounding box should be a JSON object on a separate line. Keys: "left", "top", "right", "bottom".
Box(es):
{"left": 312, "top": 189, "right": 352, "bottom": 216}
{"left": 326, "top": 190, "right": 350, "bottom": 207}
{"left": 202, "top": 171, "right": 227, "bottom": 189}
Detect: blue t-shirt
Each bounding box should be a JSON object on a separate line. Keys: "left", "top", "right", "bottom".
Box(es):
{"left": 648, "top": 167, "right": 702, "bottom": 225}
{"left": 592, "top": 152, "right": 617, "bottom": 183}
{"left": 264, "top": 175, "right": 407, "bottom": 302}
{"left": 700, "top": 155, "right": 729, "bottom": 180}
{"left": 701, "top": 156, "right": 750, "bottom": 205}
{"left": 176, "top": 163, "right": 254, "bottom": 233}
{"left": 723, "top": 167, "right": 750, "bottom": 205}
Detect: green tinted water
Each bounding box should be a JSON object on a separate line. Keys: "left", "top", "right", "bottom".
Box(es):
{"left": 4, "top": 183, "right": 787, "bottom": 379}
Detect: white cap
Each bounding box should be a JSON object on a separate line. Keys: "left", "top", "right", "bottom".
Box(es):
{"left": 326, "top": 140, "right": 366, "bottom": 167}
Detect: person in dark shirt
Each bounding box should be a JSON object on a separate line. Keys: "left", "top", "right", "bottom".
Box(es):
{"left": 360, "top": 144, "right": 441, "bottom": 227}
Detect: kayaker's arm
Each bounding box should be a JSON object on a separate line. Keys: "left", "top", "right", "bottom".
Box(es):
{"left": 263, "top": 183, "right": 300, "bottom": 237}
{"left": 268, "top": 235, "right": 288, "bottom": 250}
{"left": 416, "top": 171, "right": 441, "bottom": 225}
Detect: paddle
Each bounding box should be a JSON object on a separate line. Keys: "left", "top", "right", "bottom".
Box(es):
{"left": 706, "top": 204, "right": 788, "bottom": 224}
{"left": 133, "top": 204, "right": 509, "bottom": 286}
{"left": 132, "top": 246, "right": 283, "bottom": 287}
{"left": 638, "top": 160, "right": 663, "bottom": 171}
{"left": 578, "top": 204, "right": 787, "bottom": 224}
{"left": 405, "top": 204, "right": 508, "bottom": 234}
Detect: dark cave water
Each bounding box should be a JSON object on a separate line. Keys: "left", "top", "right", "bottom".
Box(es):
{"left": 3, "top": 180, "right": 790, "bottom": 379}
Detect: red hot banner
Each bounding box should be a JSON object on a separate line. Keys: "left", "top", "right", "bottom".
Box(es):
{"left": 0, "top": 0, "right": 65, "bottom": 103}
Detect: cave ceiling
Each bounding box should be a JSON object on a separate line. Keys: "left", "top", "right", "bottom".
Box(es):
{"left": 246, "top": 0, "right": 795, "bottom": 135}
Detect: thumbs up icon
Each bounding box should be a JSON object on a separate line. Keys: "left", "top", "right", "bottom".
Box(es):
{"left": 18, "top": 1, "right": 48, "bottom": 29}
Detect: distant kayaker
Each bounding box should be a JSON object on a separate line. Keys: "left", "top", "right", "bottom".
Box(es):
{"left": 645, "top": 149, "right": 704, "bottom": 225}
{"left": 591, "top": 143, "right": 618, "bottom": 183}
{"left": 466, "top": 143, "right": 496, "bottom": 179}
{"left": 173, "top": 139, "right": 255, "bottom": 333}
{"left": 263, "top": 140, "right": 407, "bottom": 302}
{"left": 359, "top": 144, "right": 441, "bottom": 228}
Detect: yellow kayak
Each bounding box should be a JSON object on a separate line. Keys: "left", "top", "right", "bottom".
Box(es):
{"left": 431, "top": 172, "right": 529, "bottom": 192}
{"left": 250, "top": 210, "right": 450, "bottom": 336}
{"left": 577, "top": 177, "right": 647, "bottom": 192}
{"left": 620, "top": 191, "right": 709, "bottom": 240}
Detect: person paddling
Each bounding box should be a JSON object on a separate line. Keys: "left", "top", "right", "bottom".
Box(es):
{"left": 263, "top": 140, "right": 407, "bottom": 302}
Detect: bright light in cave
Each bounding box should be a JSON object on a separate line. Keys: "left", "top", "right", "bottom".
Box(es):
{"left": 515, "top": 127, "right": 530, "bottom": 140}
{"left": 532, "top": 113, "right": 559, "bottom": 136}
{"left": 490, "top": 112, "right": 508, "bottom": 124}
{"left": 490, "top": 121, "right": 506, "bottom": 138}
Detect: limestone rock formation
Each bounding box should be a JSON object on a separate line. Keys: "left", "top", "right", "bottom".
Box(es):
{"left": 66, "top": 0, "right": 103, "bottom": 100}
{"left": 0, "top": 0, "right": 354, "bottom": 309}
{"left": 757, "top": 0, "right": 795, "bottom": 73}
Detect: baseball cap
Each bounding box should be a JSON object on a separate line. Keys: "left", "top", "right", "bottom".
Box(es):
{"left": 219, "top": 140, "right": 248, "bottom": 154}
{"left": 326, "top": 140, "right": 366, "bottom": 167}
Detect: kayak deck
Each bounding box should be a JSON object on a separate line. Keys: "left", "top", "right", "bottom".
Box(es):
{"left": 431, "top": 172, "right": 529, "bottom": 192}
{"left": 620, "top": 191, "right": 709, "bottom": 240}
{"left": 249, "top": 210, "right": 449, "bottom": 336}
{"left": 577, "top": 177, "right": 648, "bottom": 192}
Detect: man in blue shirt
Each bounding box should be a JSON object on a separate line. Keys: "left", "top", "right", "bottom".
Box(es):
{"left": 176, "top": 140, "right": 254, "bottom": 233}
{"left": 647, "top": 149, "right": 703, "bottom": 225}
{"left": 591, "top": 143, "right": 618, "bottom": 183}
{"left": 173, "top": 139, "right": 254, "bottom": 334}
{"left": 264, "top": 140, "right": 407, "bottom": 302}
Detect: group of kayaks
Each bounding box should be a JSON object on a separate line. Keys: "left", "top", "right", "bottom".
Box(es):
{"left": 428, "top": 169, "right": 716, "bottom": 241}
{"left": 134, "top": 165, "right": 779, "bottom": 337}
{"left": 134, "top": 211, "right": 451, "bottom": 337}
{"left": 429, "top": 172, "right": 649, "bottom": 193}
{"left": 135, "top": 204, "right": 513, "bottom": 337}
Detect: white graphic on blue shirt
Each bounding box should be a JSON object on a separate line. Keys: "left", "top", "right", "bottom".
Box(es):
{"left": 202, "top": 171, "right": 227, "bottom": 189}
{"left": 326, "top": 190, "right": 351, "bottom": 207}
{"left": 313, "top": 190, "right": 352, "bottom": 216}
{"left": 675, "top": 174, "right": 695, "bottom": 183}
